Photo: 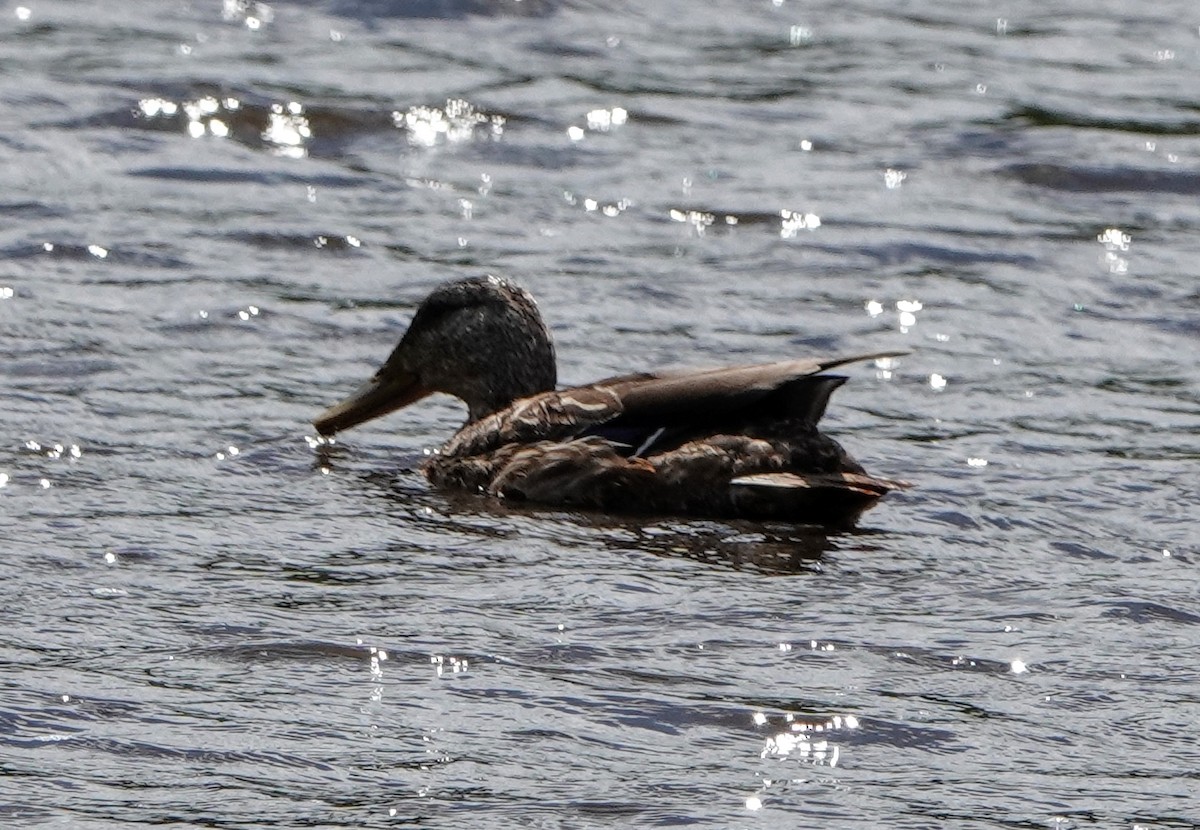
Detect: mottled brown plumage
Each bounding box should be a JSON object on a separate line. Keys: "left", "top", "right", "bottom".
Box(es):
{"left": 314, "top": 275, "right": 908, "bottom": 526}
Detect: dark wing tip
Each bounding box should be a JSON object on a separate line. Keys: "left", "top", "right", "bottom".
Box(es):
{"left": 817, "top": 349, "right": 912, "bottom": 373}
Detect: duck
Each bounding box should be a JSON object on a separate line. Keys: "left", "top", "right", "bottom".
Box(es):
{"left": 313, "top": 275, "right": 908, "bottom": 527}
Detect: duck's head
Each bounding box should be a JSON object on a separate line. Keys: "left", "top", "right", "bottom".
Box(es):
{"left": 313, "top": 275, "right": 557, "bottom": 436}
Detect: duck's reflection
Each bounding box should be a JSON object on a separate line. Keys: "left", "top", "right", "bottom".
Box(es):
{"left": 317, "top": 449, "right": 837, "bottom": 574}
{"left": 426, "top": 486, "right": 835, "bottom": 574}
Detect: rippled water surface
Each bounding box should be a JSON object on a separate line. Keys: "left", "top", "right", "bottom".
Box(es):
{"left": 3, "top": 1, "right": 1199, "bottom": 827}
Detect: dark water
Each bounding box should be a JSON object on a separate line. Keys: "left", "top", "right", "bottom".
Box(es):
{"left": 3, "top": 1, "right": 1199, "bottom": 827}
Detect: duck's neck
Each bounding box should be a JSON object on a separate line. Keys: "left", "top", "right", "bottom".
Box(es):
{"left": 461, "top": 348, "right": 557, "bottom": 423}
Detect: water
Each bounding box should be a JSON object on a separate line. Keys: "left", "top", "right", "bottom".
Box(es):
{"left": 2, "top": 1, "right": 1198, "bottom": 827}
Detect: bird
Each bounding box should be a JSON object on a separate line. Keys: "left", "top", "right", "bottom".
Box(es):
{"left": 313, "top": 275, "right": 908, "bottom": 527}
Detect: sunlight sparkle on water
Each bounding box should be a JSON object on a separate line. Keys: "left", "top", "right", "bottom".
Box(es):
{"left": 431, "top": 654, "right": 468, "bottom": 677}
{"left": 185, "top": 96, "right": 221, "bottom": 118}
{"left": 874, "top": 354, "right": 899, "bottom": 380}
{"left": 368, "top": 646, "right": 388, "bottom": 681}
{"left": 759, "top": 712, "right": 858, "bottom": 765}
{"left": 223, "top": 0, "right": 274, "bottom": 29}
{"left": 789, "top": 26, "right": 812, "bottom": 46}
{"left": 139, "top": 98, "right": 178, "bottom": 117}
{"left": 896, "top": 298, "right": 923, "bottom": 331}
{"left": 780, "top": 209, "right": 820, "bottom": 238}
{"left": 670, "top": 208, "right": 716, "bottom": 236}
{"left": 398, "top": 99, "right": 504, "bottom": 147}
{"left": 140, "top": 95, "right": 244, "bottom": 141}
{"left": 568, "top": 107, "right": 628, "bottom": 141}
{"left": 1098, "top": 227, "right": 1130, "bottom": 274}
{"left": 23, "top": 441, "right": 82, "bottom": 461}
{"left": 1097, "top": 227, "right": 1130, "bottom": 250}
{"left": 263, "top": 103, "right": 311, "bottom": 158}
{"left": 585, "top": 107, "right": 627, "bottom": 131}
{"left": 567, "top": 191, "right": 632, "bottom": 218}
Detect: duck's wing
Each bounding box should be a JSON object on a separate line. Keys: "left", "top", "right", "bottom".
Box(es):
{"left": 583, "top": 351, "right": 906, "bottom": 456}
{"left": 443, "top": 351, "right": 905, "bottom": 459}
{"left": 601, "top": 352, "right": 903, "bottom": 416}
{"left": 440, "top": 384, "right": 626, "bottom": 458}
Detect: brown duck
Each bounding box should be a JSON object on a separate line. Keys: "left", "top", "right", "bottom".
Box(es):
{"left": 314, "top": 276, "right": 908, "bottom": 526}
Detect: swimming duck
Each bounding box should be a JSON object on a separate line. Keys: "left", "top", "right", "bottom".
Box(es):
{"left": 314, "top": 275, "right": 908, "bottom": 526}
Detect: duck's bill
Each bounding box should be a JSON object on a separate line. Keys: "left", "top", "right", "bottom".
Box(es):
{"left": 313, "top": 371, "right": 430, "bottom": 436}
